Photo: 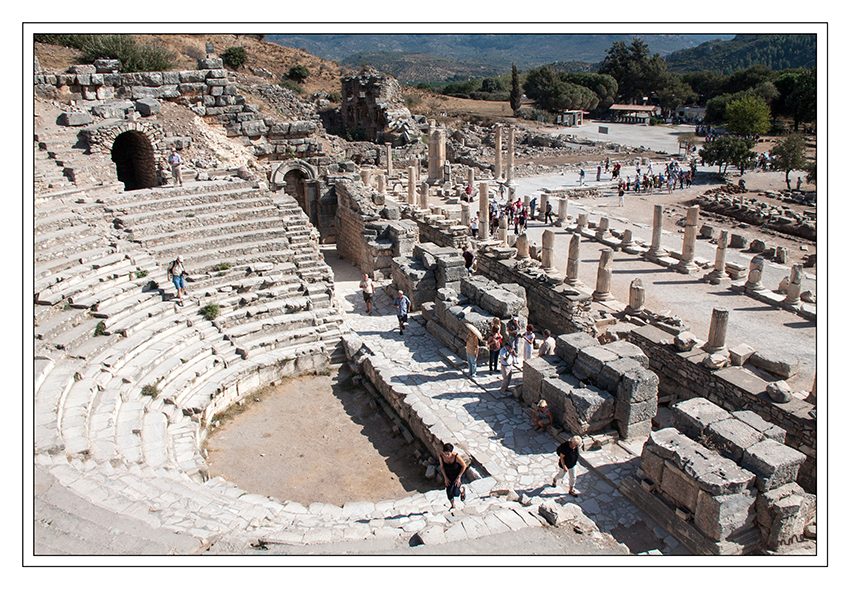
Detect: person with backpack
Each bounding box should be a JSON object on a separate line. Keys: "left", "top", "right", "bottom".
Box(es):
{"left": 487, "top": 325, "right": 502, "bottom": 373}
{"left": 167, "top": 255, "right": 187, "bottom": 305}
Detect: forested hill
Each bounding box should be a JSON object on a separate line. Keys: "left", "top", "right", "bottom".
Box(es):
{"left": 665, "top": 34, "right": 816, "bottom": 74}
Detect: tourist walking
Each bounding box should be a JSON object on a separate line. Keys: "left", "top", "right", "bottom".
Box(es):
{"left": 532, "top": 400, "right": 553, "bottom": 431}
{"left": 393, "top": 290, "right": 412, "bottom": 335}
{"left": 596, "top": 165, "right": 602, "bottom": 182}
{"left": 359, "top": 273, "right": 375, "bottom": 315}
{"left": 506, "top": 315, "right": 521, "bottom": 349}
{"left": 470, "top": 213, "right": 479, "bottom": 239}
{"left": 530, "top": 196, "right": 537, "bottom": 220}
{"left": 537, "top": 329, "right": 556, "bottom": 357}
{"left": 167, "top": 255, "right": 187, "bottom": 305}
{"left": 168, "top": 149, "right": 184, "bottom": 187}
{"left": 498, "top": 341, "right": 519, "bottom": 396}
{"left": 553, "top": 436, "right": 582, "bottom": 496}
{"left": 579, "top": 168, "right": 586, "bottom": 186}
{"left": 487, "top": 325, "right": 502, "bottom": 372}
{"left": 462, "top": 245, "right": 474, "bottom": 276}
{"left": 439, "top": 443, "right": 467, "bottom": 509}
{"left": 544, "top": 201, "right": 554, "bottom": 225}
{"left": 465, "top": 323, "right": 482, "bottom": 378}
{"left": 618, "top": 184, "right": 625, "bottom": 207}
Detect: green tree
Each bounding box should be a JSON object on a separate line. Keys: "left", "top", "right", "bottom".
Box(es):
{"left": 786, "top": 67, "right": 816, "bottom": 131}
{"left": 681, "top": 70, "right": 724, "bottom": 104}
{"left": 700, "top": 136, "right": 755, "bottom": 174}
{"left": 562, "top": 72, "right": 618, "bottom": 110}
{"left": 770, "top": 133, "right": 808, "bottom": 189}
{"left": 288, "top": 64, "right": 310, "bottom": 82}
{"left": 222, "top": 46, "right": 247, "bottom": 69}
{"left": 598, "top": 38, "right": 671, "bottom": 103}
{"left": 510, "top": 63, "right": 522, "bottom": 115}
{"left": 725, "top": 94, "right": 771, "bottom": 136}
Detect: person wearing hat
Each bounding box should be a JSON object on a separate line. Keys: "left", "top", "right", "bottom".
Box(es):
{"left": 553, "top": 435, "right": 582, "bottom": 496}
{"left": 498, "top": 340, "right": 519, "bottom": 396}
{"left": 465, "top": 323, "right": 482, "bottom": 378}
{"left": 167, "top": 255, "right": 187, "bottom": 305}
{"left": 532, "top": 399, "right": 553, "bottom": 431}
{"left": 392, "top": 289, "right": 412, "bottom": 335}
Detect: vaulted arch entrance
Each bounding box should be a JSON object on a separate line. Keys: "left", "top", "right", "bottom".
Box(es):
{"left": 111, "top": 130, "right": 157, "bottom": 190}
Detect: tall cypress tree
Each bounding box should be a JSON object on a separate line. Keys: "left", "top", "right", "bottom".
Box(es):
{"left": 510, "top": 63, "right": 522, "bottom": 115}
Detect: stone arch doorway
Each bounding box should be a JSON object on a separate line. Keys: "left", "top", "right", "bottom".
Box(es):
{"left": 111, "top": 130, "right": 157, "bottom": 190}
{"left": 271, "top": 160, "right": 319, "bottom": 222}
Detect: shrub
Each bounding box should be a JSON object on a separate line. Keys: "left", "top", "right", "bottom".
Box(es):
{"left": 79, "top": 35, "right": 175, "bottom": 72}
{"left": 328, "top": 91, "right": 342, "bottom": 103}
{"left": 516, "top": 108, "right": 554, "bottom": 123}
{"left": 222, "top": 46, "right": 247, "bottom": 69}
{"left": 140, "top": 383, "right": 159, "bottom": 397}
{"left": 213, "top": 262, "right": 231, "bottom": 272}
{"left": 135, "top": 270, "right": 149, "bottom": 279}
{"left": 93, "top": 321, "right": 106, "bottom": 337}
{"left": 279, "top": 78, "right": 305, "bottom": 95}
{"left": 404, "top": 95, "right": 422, "bottom": 109}
{"left": 200, "top": 303, "right": 220, "bottom": 321}
{"left": 288, "top": 64, "right": 310, "bottom": 82}
{"left": 34, "top": 34, "right": 94, "bottom": 49}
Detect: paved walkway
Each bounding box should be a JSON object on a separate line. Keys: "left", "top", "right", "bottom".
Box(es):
{"left": 327, "top": 247, "right": 690, "bottom": 554}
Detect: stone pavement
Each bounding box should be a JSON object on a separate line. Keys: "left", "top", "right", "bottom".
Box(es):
{"left": 328, "top": 248, "right": 690, "bottom": 554}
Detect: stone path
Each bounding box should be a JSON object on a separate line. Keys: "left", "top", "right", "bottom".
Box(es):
{"left": 328, "top": 247, "right": 690, "bottom": 554}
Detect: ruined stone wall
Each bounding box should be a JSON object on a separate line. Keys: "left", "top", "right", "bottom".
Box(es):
{"left": 35, "top": 58, "right": 323, "bottom": 164}
{"left": 626, "top": 324, "right": 816, "bottom": 492}
{"left": 339, "top": 69, "right": 419, "bottom": 145}
{"left": 334, "top": 179, "right": 418, "bottom": 279}
{"left": 475, "top": 251, "right": 594, "bottom": 337}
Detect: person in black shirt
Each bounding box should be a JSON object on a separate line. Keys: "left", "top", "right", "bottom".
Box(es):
{"left": 439, "top": 443, "right": 467, "bottom": 509}
{"left": 553, "top": 435, "right": 582, "bottom": 496}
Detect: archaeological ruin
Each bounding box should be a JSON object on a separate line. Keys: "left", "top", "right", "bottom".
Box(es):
{"left": 31, "top": 46, "right": 818, "bottom": 558}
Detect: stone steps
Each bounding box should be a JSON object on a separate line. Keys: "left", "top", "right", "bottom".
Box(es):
{"left": 35, "top": 357, "right": 88, "bottom": 455}
{"left": 34, "top": 232, "right": 113, "bottom": 265}
{"left": 100, "top": 180, "right": 258, "bottom": 208}
{"left": 35, "top": 246, "right": 118, "bottom": 280}
{"left": 104, "top": 187, "right": 265, "bottom": 219}
{"left": 35, "top": 306, "right": 90, "bottom": 343}
{"left": 35, "top": 252, "right": 131, "bottom": 301}
{"left": 116, "top": 197, "right": 275, "bottom": 232}
{"left": 148, "top": 238, "right": 297, "bottom": 269}
{"left": 134, "top": 217, "right": 287, "bottom": 249}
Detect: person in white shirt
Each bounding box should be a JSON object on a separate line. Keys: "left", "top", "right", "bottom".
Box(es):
{"left": 498, "top": 342, "right": 519, "bottom": 396}
{"left": 359, "top": 273, "right": 375, "bottom": 315}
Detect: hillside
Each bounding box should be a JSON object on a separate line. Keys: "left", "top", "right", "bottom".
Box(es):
{"left": 269, "top": 34, "right": 735, "bottom": 78}
{"left": 340, "top": 51, "right": 504, "bottom": 84}
{"left": 665, "top": 34, "right": 816, "bottom": 73}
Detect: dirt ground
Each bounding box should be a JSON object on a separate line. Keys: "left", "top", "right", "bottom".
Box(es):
{"left": 203, "top": 366, "right": 435, "bottom": 506}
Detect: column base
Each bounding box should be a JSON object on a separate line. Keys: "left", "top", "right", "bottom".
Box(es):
{"left": 676, "top": 261, "right": 700, "bottom": 274}
{"left": 592, "top": 291, "right": 615, "bottom": 302}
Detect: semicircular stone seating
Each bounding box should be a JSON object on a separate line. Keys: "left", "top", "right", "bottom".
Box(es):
{"left": 33, "top": 130, "right": 542, "bottom": 555}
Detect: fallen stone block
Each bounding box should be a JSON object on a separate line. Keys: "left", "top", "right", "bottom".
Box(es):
{"left": 729, "top": 343, "right": 755, "bottom": 366}
{"left": 616, "top": 418, "right": 652, "bottom": 440}
{"left": 573, "top": 345, "right": 620, "bottom": 382}
{"left": 748, "top": 350, "right": 800, "bottom": 379}
{"left": 616, "top": 366, "right": 659, "bottom": 403}
{"left": 522, "top": 355, "right": 565, "bottom": 407}
{"left": 671, "top": 397, "right": 732, "bottom": 439}
{"left": 674, "top": 331, "right": 698, "bottom": 352}
{"left": 597, "top": 357, "right": 642, "bottom": 393}
{"left": 660, "top": 463, "right": 701, "bottom": 512}
{"left": 639, "top": 447, "right": 666, "bottom": 484}
{"left": 135, "top": 97, "right": 161, "bottom": 116}
{"left": 602, "top": 340, "right": 649, "bottom": 367}
{"left": 731, "top": 410, "right": 786, "bottom": 444}
{"left": 755, "top": 483, "right": 816, "bottom": 551}
{"left": 765, "top": 380, "right": 793, "bottom": 403}
{"left": 694, "top": 488, "right": 757, "bottom": 542}
{"left": 615, "top": 395, "right": 657, "bottom": 425}
{"left": 554, "top": 331, "right": 598, "bottom": 366}
{"left": 59, "top": 111, "right": 93, "bottom": 126}
{"left": 741, "top": 439, "right": 806, "bottom": 492}
{"left": 564, "top": 386, "right": 615, "bottom": 434}
{"left": 704, "top": 418, "right": 764, "bottom": 463}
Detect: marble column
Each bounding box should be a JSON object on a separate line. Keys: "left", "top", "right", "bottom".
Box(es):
{"left": 506, "top": 126, "right": 515, "bottom": 185}
{"left": 541, "top": 229, "right": 555, "bottom": 271}
{"left": 592, "top": 248, "right": 615, "bottom": 301}
{"left": 461, "top": 203, "right": 471, "bottom": 227}
{"left": 706, "top": 230, "right": 731, "bottom": 284}
{"left": 467, "top": 167, "right": 475, "bottom": 193}
{"left": 523, "top": 193, "right": 530, "bottom": 210}
{"left": 385, "top": 143, "right": 393, "bottom": 177}
{"left": 407, "top": 166, "right": 416, "bottom": 204}
{"left": 625, "top": 278, "right": 645, "bottom": 314}
{"left": 576, "top": 212, "right": 589, "bottom": 232}
{"left": 645, "top": 204, "right": 666, "bottom": 260}
{"left": 744, "top": 256, "right": 766, "bottom": 292}
{"left": 376, "top": 173, "right": 386, "bottom": 195}
{"left": 595, "top": 217, "right": 610, "bottom": 240}
{"left": 676, "top": 205, "right": 700, "bottom": 274}
{"left": 478, "top": 181, "right": 490, "bottom": 240}
{"left": 515, "top": 233, "right": 529, "bottom": 259}
{"left": 539, "top": 193, "right": 549, "bottom": 221}
{"left": 619, "top": 229, "right": 635, "bottom": 250}
{"left": 494, "top": 124, "right": 503, "bottom": 181}
{"left": 703, "top": 307, "right": 730, "bottom": 354}
{"left": 557, "top": 198, "right": 568, "bottom": 224}
{"left": 360, "top": 168, "right": 372, "bottom": 187}
{"left": 564, "top": 233, "right": 582, "bottom": 287}
{"left": 420, "top": 181, "right": 430, "bottom": 211}
{"left": 428, "top": 128, "right": 446, "bottom": 182}
{"left": 498, "top": 215, "right": 508, "bottom": 244}
{"left": 783, "top": 264, "right": 804, "bottom": 306}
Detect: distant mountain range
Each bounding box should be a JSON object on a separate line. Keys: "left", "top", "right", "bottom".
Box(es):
{"left": 267, "top": 34, "right": 815, "bottom": 83}
{"left": 267, "top": 34, "right": 735, "bottom": 79}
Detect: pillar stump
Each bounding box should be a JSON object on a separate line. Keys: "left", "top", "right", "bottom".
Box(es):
{"left": 576, "top": 212, "right": 589, "bottom": 232}
{"left": 515, "top": 233, "right": 530, "bottom": 260}
{"left": 541, "top": 229, "right": 555, "bottom": 271}
{"left": 407, "top": 166, "right": 416, "bottom": 205}
{"left": 564, "top": 233, "right": 583, "bottom": 287}
{"left": 703, "top": 307, "right": 730, "bottom": 354}
{"left": 783, "top": 264, "right": 804, "bottom": 306}
{"left": 494, "top": 124, "right": 503, "bottom": 181}
{"left": 595, "top": 216, "right": 611, "bottom": 240}
{"left": 625, "top": 278, "right": 645, "bottom": 314}
{"left": 645, "top": 204, "right": 666, "bottom": 261}
{"left": 499, "top": 215, "right": 508, "bottom": 244}
{"left": 592, "top": 248, "right": 615, "bottom": 301}
{"left": 744, "top": 256, "right": 767, "bottom": 292}
{"left": 706, "top": 230, "right": 731, "bottom": 284}
{"left": 478, "top": 181, "right": 490, "bottom": 240}
{"left": 676, "top": 205, "right": 700, "bottom": 274}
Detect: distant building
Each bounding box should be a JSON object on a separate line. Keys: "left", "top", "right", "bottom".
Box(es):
{"left": 608, "top": 104, "right": 660, "bottom": 124}
{"left": 556, "top": 110, "right": 585, "bottom": 127}
{"left": 674, "top": 105, "right": 707, "bottom": 123}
